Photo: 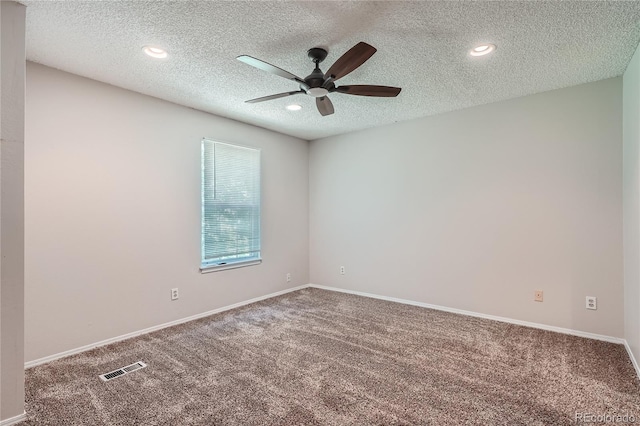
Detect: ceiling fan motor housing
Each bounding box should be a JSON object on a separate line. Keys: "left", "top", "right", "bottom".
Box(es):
{"left": 303, "top": 71, "right": 330, "bottom": 96}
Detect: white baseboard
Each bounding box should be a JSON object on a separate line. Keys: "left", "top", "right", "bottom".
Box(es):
{"left": 25, "top": 282, "right": 633, "bottom": 375}
{"left": 25, "top": 285, "right": 308, "bottom": 369}
{"left": 623, "top": 340, "right": 640, "bottom": 379}
{"left": 0, "top": 412, "right": 26, "bottom": 426}
{"left": 308, "top": 284, "right": 625, "bottom": 344}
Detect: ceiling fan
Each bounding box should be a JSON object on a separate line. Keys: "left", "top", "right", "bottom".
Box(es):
{"left": 237, "top": 42, "right": 401, "bottom": 116}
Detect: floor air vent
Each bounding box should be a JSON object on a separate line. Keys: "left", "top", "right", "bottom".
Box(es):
{"left": 99, "top": 361, "right": 147, "bottom": 382}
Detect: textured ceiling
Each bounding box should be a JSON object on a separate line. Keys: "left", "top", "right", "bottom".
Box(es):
{"left": 22, "top": 1, "right": 640, "bottom": 141}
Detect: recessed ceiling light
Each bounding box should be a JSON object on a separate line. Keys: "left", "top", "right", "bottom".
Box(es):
{"left": 143, "top": 46, "right": 168, "bottom": 59}
{"left": 286, "top": 104, "right": 302, "bottom": 111}
{"left": 469, "top": 44, "right": 496, "bottom": 57}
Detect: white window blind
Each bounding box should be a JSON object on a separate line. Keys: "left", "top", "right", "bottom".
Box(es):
{"left": 201, "top": 140, "right": 261, "bottom": 271}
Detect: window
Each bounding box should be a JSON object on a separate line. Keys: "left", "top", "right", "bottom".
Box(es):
{"left": 201, "top": 139, "right": 261, "bottom": 272}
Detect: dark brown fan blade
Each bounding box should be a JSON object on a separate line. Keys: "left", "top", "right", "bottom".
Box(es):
{"left": 237, "top": 55, "right": 305, "bottom": 84}
{"left": 245, "top": 90, "right": 305, "bottom": 104}
{"left": 324, "top": 42, "right": 377, "bottom": 81}
{"left": 316, "top": 96, "right": 334, "bottom": 116}
{"left": 334, "top": 85, "right": 401, "bottom": 97}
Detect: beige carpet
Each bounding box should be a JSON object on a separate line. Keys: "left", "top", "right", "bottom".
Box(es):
{"left": 24, "top": 288, "right": 640, "bottom": 425}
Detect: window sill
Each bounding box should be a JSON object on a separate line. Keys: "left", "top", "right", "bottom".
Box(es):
{"left": 200, "top": 258, "right": 262, "bottom": 274}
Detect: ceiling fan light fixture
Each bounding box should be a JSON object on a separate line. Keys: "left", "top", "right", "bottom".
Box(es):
{"left": 143, "top": 46, "right": 168, "bottom": 59}
{"left": 307, "top": 87, "right": 329, "bottom": 97}
{"left": 470, "top": 43, "right": 496, "bottom": 57}
{"left": 286, "top": 104, "right": 302, "bottom": 111}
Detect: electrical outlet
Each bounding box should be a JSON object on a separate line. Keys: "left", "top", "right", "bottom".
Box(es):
{"left": 340, "top": 266, "right": 345, "bottom": 275}
{"left": 286, "top": 273, "right": 291, "bottom": 282}
{"left": 171, "top": 288, "right": 179, "bottom": 301}
{"left": 586, "top": 296, "right": 597, "bottom": 310}
{"left": 534, "top": 290, "right": 543, "bottom": 302}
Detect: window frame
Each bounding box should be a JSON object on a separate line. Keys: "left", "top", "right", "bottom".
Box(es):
{"left": 200, "top": 138, "right": 262, "bottom": 273}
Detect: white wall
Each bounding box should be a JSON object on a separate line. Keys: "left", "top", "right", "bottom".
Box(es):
{"left": 624, "top": 43, "right": 640, "bottom": 364}
{"left": 1, "top": 1, "right": 26, "bottom": 421}
{"left": 25, "top": 63, "right": 309, "bottom": 362}
{"left": 310, "top": 78, "right": 623, "bottom": 338}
